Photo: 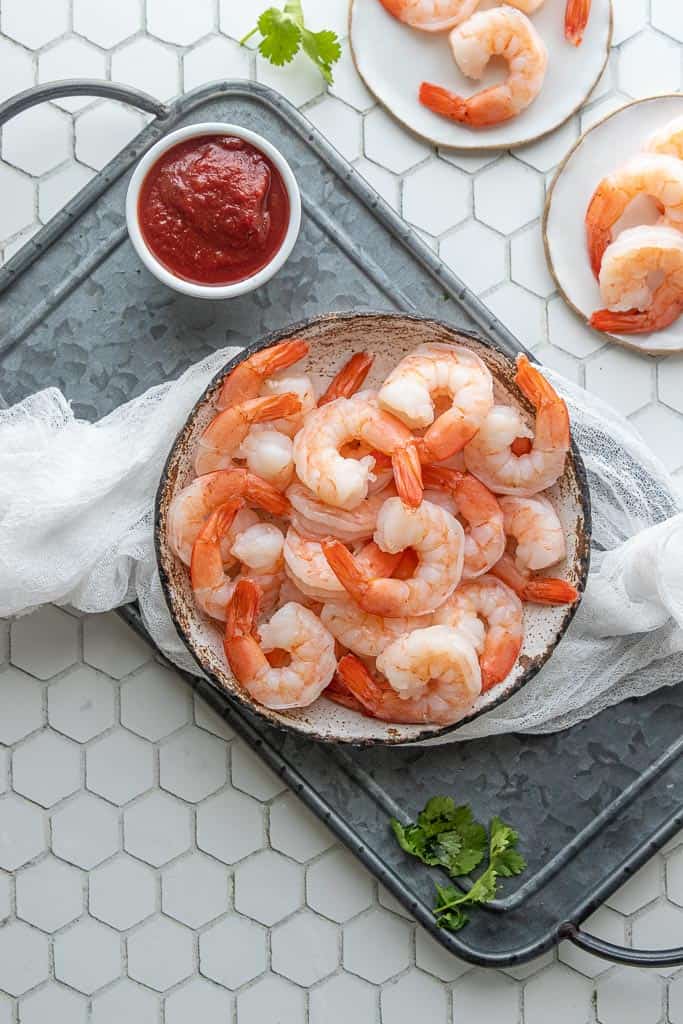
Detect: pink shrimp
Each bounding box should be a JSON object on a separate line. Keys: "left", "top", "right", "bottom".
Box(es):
{"left": 318, "top": 352, "right": 374, "bottom": 406}
{"left": 491, "top": 552, "right": 579, "bottom": 605}
{"left": 216, "top": 339, "right": 308, "bottom": 410}
{"left": 564, "top": 0, "right": 591, "bottom": 45}
{"left": 422, "top": 466, "right": 506, "bottom": 579}
{"left": 194, "top": 393, "right": 301, "bottom": 476}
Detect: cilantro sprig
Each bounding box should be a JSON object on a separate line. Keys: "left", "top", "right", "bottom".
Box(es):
{"left": 391, "top": 798, "right": 526, "bottom": 932}
{"left": 240, "top": 1, "right": 342, "bottom": 84}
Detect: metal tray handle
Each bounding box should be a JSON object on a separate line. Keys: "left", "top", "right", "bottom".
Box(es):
{"left": 0, "top": 79, "right": 170, "bottom": 127}
{"left": 561, "top": 922, "right": 683, "bottom": 968}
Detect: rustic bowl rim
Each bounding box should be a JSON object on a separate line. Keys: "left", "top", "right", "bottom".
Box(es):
{"left": 154, "top": 311, "right": 592, "bottom": 746}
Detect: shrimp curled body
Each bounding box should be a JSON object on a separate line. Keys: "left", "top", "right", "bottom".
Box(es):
{"left": 378, "top": 342, "right": 493, "bottom": 460}
{"left": 463, "top": 355, "right": 570, "bottom": 496}
{"left": 419, "top": 7, "right": 548, "bottom": 127}
{"left": 323, "top": 496, "right": 465, "bottom": 617}
{"left": 320, "top": 602, "right": 428, "bottom": 659}
{"left": 498, "top": 494, "right": 565, "bottom": 573}
{"left": 585, "top": 155, "right": 683, "bottom": 277}
{"left": 590, "top": 225, "right": 683, "bottom": 335}
{"left": 293, "top": 394, "right": 422, "bottom": 510}
{"left": 224, "top": 580, "right": 337, "bottom": 709}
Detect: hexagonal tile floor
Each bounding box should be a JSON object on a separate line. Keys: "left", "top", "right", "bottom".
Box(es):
{"left": 1, "top": 1, "right": 682, "bottom": 1019}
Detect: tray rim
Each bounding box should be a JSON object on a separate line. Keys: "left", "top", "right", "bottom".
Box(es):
{"left": 1, "top": 77, "right": 679, "bottom": 969}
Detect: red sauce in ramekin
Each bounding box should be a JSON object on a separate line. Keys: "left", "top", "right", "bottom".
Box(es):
{"left": 138, "top": 134, "right": 290, "bottom": 286}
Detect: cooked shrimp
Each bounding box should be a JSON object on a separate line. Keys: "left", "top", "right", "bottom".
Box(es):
{"left": 498, "top": 494, "right": 565, "bottom": 573}
{"left": 419, "top": 7, "right": 548, "bottom": 127}
{"left": 194, "top": 393, "right": 301, "bottom": 476}
{"left": 320, "top": 602, "right": 428, "bottom": 658}
{"left": 191, "top": 505, "right": 284, "bottom": 621}
{"left": 224, "top": 579, "right": 337, "bottom": 709}
{"left": 335, "top": 643, "right": 481, "bottom": 725}
{"left": 422, "top": 466, "right": 506, "bottom": 578}
{"left": 287, "top": 481, "right": 395, "bottom": 545}
{"left": 284, "top": 529, "right": 403, "bottom": 603}
{"left": 258, "top": 373, "right": 316, "bottom": 437}
{"left": 585, "top": 155, "right": 683, "bottom": 277}
{"left": 168, "top": 467, "right": 289, "bottom": 565}
{"left": 564, "top": 0, "right": 590, "bottom": 45}
{"left": 238, "top": 428, "right": 295, "bottom": 490}
{"left": 276, "top": 576, "right": 322, "bottom": 613}
{"left": 492, "top": 552, "right": 579, "bottom": 605}
{"left": 319, "top": 352, "right": 374, "bottom": 406}
{"left": 293, "top": 394, "right": 423, "bottom": 510}
{"left": 589, "top": 225, "right": 683, "bottom": 334}
{"left": 644, "top": 116, "right": 683, "bottom": 161}
{"left": 463, "top": 355, "right": 570, "bottom": 496}
{"left": 216, "top": 339, "right": 308, "bottom": 410}
{"left": 377, "top": 0, "right": 544, "bottom": 32}
{"left": 378, "top": 343, "right": 493, "bottom": 460}
{"left": 322, "top": 496, "right": 465, "bottom": 616}
{"left": 434, "top": 576, "right": 523, "bottom": 689}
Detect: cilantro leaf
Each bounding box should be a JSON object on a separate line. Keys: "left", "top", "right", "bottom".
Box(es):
{"left": 255, "top": 9, "right": 301, "bottom": 66}
{"left": 391, "top": 797, "right": 526, "bottom": 933}
{"left": 240, "top": 2, "right": 341, "bottom": 83}
{"left": 301, "top": 28, "right": 342, "bottom": 84}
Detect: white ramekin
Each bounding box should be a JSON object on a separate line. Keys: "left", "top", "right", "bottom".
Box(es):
{"left": 125, "top": 122, "right": 302, "bottom": 300}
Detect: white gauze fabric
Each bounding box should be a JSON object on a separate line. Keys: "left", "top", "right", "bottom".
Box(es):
{"left": 0, "top": 348, "right": 681, "bottom": 738}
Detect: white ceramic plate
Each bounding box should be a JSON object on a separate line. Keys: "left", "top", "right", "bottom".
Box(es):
{"left": 156, "top": 313, "right": 590, "bottom": 746}
{"left": 350, "top": 0, "right": 612, "bottom": 151}
{"left": 544, "top": 94, "right": 683, "bottom": 356}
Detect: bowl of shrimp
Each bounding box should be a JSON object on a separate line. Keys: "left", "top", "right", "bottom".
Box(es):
{"left": 155, "top": 312, "right": 590, "bottom": 745}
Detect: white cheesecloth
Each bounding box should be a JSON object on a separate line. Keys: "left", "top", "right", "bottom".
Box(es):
{"left": 0, "top": 346, "right": 681, "bottom": 739}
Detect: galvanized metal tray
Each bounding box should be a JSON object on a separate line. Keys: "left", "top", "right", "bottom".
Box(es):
{"left": 1, "top": 79, "right": 681, "bottom": 969}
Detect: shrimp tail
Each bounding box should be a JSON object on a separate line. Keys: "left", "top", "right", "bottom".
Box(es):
{"left": 585, "top": 190, "right": 614, "bottom": 277}
{"left": 335, "top": 654, "right": 385, "bottom": 714}
{"left": 419, "top": 83, "right": 468, "bottom": 122}
{"left": 225, "top": 578, "right": 261, "bottom": 639}
{"left": 252, "top": 338, "right": 308, "bottom": 376}
{"left": 565, "top": 0, "right": 590, "bottom": 45}
{"left": 357, "top": 540, "right": 405, "bottom": 579}
{"left": 492, "top": 553, "right": 578, "bottom": 605}
{"left": 522, "top": 578, "right": 579, "bottom": 605}
{"left": 244, "top": 471, "right": 291, "bottom": 516}
{"left": 253, "top": 392, "right": 302, "bottom": 420}
{"left": 590, "top": 305, "right": 682, "bottom": 334}
{"left": 392, "top": 441, "right": 423, "bottom": 509}
{"left": 515, "top": 355, "right": 570, "bottom": 450}
{"left": 481, "top": 634, "right": 522, "bottom": 691}
{"left": 324, "top": 672, "right": 366, "bottom": 713}
{"left": 318, "top": 352, "right": 374, "bottom": 406}
{"left": 321, "top": 541, "right": 370, "bottom": 603}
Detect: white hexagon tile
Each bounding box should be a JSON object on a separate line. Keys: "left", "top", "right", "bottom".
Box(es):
{"left": 1, "top": 1, "right": 682, "bottom": 1021}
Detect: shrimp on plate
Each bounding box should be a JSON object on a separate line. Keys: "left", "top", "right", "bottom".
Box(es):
{"left": 378, "top": 343, "right": 493, "bottom": 460}
{"left": 644, "top": 116, "right": 683, "bottom": 161}
{"left": 167, "top": 467, "right": 289, "bottom": 565}
{"left": 194, "top": 393, "right": 301, "bottom": 476}
{"left": 320, "top": 602, "right": 428, "bottom": 658}
{"left": 419, "top": 7, "right": 548, "bottom": 127}
{"left": 256, "top": 373, "right": 317, "bottom": 437}
{"left": 287, "top": 481, "right": 396, "bottom": 545}
{"left": 238, "top": 428, "right": 296, "bottom": 491}
{"left": 224, "top": 579, "right": 337, "bottom": 709}
{"left": 293, "top": 393, "right": 423, "bottom": 510}
{"left": 377, "top": 0, "right": 544, "bottom": 33}
{"left": 422, "top": 465, "right": 506, "bottom": 578}
{"left": 463, "top": 355, "right": 570, "bottom": 497}
{"left": 285, "top": 529, "right": 403, "bottom": 603}
{"left": 216, "top": 339, "right": 308, "bottom": 410}
{"left": 433, "top": 575, "right": 523, "bottom": 689}
{"left": 585, "top": 155, "right": 683, "bottom": 277}
{"left": 322, "top": 496, "right": 465, "bottom": 616}
{"left": 564, "top": 0, "right": 591, "bottom": 45}
{"left": 318, "top": 352, "right": 374, "bottom": 406}
{"left": 589, "top": 225, "right": 683, "bottom": 334}
{"left": 191, "top": 503, "right": 285, "bottom": 621}
{"left": 491, "top": 553, "right": 579, "bottom": 605}
{"left": 498, "top": 493, "right": 566, "bottom": 572}
{"left": 333, "top": 636, "right": 481, "bottom": 725}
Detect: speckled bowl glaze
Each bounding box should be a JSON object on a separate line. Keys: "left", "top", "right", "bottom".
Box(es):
{"left": 155, "top": 312, "right": 591, "bottom": 746}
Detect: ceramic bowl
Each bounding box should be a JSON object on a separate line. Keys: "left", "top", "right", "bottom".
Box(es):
{"left": 126, "top": 122, "right": 301, "bottom": 300}
{"left": 155, "top": 312, "right": 591, "bottom": 745}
